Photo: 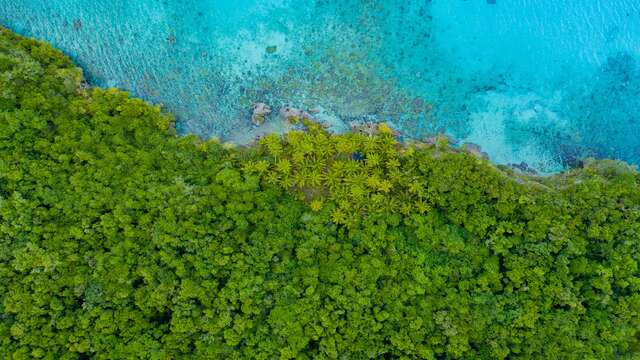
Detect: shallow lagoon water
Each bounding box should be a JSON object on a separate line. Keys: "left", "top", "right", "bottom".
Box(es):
{"left": 2, "top": 0, "right": 639, "bottom": 172}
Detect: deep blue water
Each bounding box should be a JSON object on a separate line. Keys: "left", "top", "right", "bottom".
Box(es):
{"left": 2, "top": 0, "right": 639, "bottom": 172}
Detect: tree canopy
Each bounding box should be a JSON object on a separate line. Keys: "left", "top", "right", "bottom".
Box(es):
{"left": 1, "top": 26, "right": 639, "bottom": 359}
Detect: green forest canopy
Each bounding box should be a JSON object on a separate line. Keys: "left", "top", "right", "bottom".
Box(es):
{"left": 1, "top": 26, "right": 639, "bottom": 359}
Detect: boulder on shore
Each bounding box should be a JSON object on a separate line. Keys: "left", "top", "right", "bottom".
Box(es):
{"left": 251, "top": 102, "right": 272, "bottom": 126}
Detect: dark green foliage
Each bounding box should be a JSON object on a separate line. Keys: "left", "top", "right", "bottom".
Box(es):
{"left": 1, "top": 27, "right": 639, "bottom": 359}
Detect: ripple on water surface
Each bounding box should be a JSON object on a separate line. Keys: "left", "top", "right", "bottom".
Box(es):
{"left": 1, "top": 0, "right": 639, "bottom": 172}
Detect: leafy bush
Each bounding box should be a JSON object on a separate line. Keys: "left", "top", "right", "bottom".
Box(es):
{"left": 1, "top": 27, "right": 639, "bottom": 359}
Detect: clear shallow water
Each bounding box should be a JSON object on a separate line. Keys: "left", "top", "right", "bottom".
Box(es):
{"left": 2, "top": 0, "right": 639, "bottom": 172}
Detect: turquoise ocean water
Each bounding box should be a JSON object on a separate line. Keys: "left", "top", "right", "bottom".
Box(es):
{"left": 2, "top": 0, "right": 639, "bottom": 172}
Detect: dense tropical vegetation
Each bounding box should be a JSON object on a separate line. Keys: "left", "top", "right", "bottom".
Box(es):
{"left": 1, "top": 26, "right": 639, "bottom": 359}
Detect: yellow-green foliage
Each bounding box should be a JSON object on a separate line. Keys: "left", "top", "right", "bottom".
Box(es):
{"left": 1, "top": 27, "right": 640, "bottom": 359}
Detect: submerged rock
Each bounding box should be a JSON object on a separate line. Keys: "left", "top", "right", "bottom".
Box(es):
{"left": 251, "top": 102, "right": 272, "bottom": 126}
{"left": 265, "top": 45, "right": 277, "bottom": 54}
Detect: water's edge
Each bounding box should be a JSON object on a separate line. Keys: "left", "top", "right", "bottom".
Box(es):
{"left": 2, "top": 0, "right": 639, "bottom": 173}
